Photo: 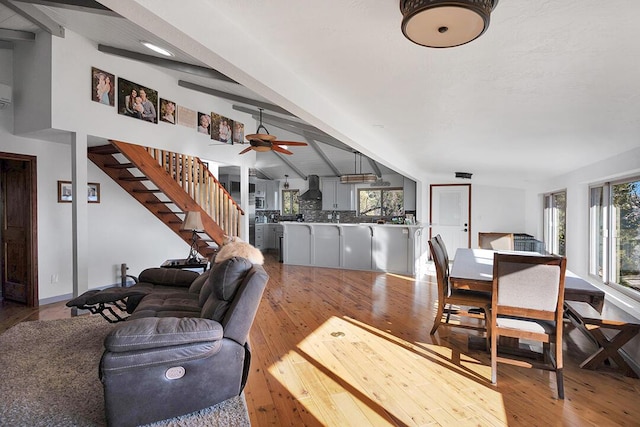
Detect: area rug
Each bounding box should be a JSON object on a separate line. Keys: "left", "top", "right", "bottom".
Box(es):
{"left": 0, "top": 315, "right": 250, "bottom": 426}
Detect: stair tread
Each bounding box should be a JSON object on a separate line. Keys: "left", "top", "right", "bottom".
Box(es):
{"left": 119, "top": 177, "right": 149, "bottom": 181}
{"left": 105, "top": 163, "right": 135, "bottom": 169}
{"left": 88, "top": 145, "right": 118, "bottom": 154}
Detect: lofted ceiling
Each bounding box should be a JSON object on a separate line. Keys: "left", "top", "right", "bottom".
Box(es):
{"left": 0, "top": 0, "right": 397, "bottom": 182}
{"left": 2, "top": 1, "right": 640, "bottom": 186}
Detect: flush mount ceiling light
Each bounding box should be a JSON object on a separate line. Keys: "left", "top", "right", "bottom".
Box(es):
{"left": 140, "top": 41, "right": 174, "bottom": 57}
{"left": 400, "top": 0, "right": 499, "bottom": 48}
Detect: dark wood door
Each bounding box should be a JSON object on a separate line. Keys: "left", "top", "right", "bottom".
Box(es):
{"left": 1, "top": 159, "right": 32, "bottom": 303}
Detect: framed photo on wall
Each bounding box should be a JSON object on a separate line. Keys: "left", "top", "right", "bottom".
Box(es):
{"left": 91, "top": 67, "right": 115, "bottom": 107}
{"left": 197, "top": 112, "right": 211, "bottom": 135}
{"left": 57, "top": 181, "right": 101, "bottom": 203}
{"left": 88, "top": 183, "right": 100, "bottom": 203}
{"left": 210, "top": 112, "right": 232, "bottom": 144}
{"left": 159, "top": 98, "right": 176, "bottom": 124}
{"left": 117, "top": 77, "right": 158, "bottom": 123}
{"left": 233, "top": 121, "right": 245, "bottom": 144}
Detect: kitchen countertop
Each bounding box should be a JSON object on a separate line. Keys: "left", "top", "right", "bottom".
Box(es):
{"left": 279, "top": 221, "right": 423, "bottom": 227}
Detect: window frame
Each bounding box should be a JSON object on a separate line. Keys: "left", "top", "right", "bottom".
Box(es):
{"left": 281, "top": 189, "right": 300, "bottom": 215}
{"left": 589, "top": 176, "right": 640, "bottom": 302}
{"left": 357, "top": 187, "right": 404, "bottom": 217}
{"left": 543, "top": 190, "right": 567, "bottom": 256}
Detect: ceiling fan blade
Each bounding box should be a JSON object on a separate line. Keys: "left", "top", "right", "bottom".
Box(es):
{"left": 273, "top": 140, "right": 308, "bottom": 146}
{"left": 272, "top": 145, "right": 293, "bottom": 155}
{"left": 238, "top": 146, "right": 253, "bottom": 155}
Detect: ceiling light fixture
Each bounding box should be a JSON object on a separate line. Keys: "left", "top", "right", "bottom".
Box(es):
{"left": 140, "top": 41, "right": 174, "bottom": 57}
{"left": 399, "top": 0, "right": 499, "bottom": 48}
{"left": 341, "top": 152, "right": 377, "bottom": 184}
{"left": 284, "top": 174, "right": 290, "bottom": 189}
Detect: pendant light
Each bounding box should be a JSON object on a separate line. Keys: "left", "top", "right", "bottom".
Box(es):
{"left": 340, "top": 152, "right": 377, "bottom": 184}
{"left": 283, "top": 174, "right": 290, "bottom": 189}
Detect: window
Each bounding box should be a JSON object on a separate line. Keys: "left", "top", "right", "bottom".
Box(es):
{"left": 543, "top": 191, "right": 566, "bottom": 256}
{"left": 282, "top": 189, "right": 300, "bottom": 215}
{"left": 590, "top": 178, "right": 640, "bottom": 300}
{"left": 358, "top": 188, "right": 403, "bottom": 217}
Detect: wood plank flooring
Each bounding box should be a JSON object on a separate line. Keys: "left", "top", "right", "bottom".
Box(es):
{"left": 2, "top": 253, "right": 639, "bottom": 426}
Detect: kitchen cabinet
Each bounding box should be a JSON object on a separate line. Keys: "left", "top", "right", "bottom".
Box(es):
{"left": 266, "top": 224, "right": 280, "bottom": 249}
{"left": 281, "top": 222, "right": 424, "bottom": 275}
{"left": 256, "top": 180, "right": 279, "bottom": 210}
{"left": 255, "top": 223, "right": 281, "bottom": 251}
{"left": 321, "top": 177, "right": 353, "bottom": 211}
{"left": 254, "top": 224, "right": 265, "bottom": 250}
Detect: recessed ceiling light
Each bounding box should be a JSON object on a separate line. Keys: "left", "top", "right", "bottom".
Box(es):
{"left": 141, "top": 41, "right": 174, "bottom": 57}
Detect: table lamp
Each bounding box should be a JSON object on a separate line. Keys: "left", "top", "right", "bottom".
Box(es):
{"left": 181, "top": 211, "right": 204, "bottom": 263}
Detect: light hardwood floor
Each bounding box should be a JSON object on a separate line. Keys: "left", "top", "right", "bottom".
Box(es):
{"left": 2, "top": 254, "right": 639, "bottom": 426}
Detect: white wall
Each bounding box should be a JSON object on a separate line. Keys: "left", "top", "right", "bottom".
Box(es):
{"left": 471, "top": 185, "right": 528, "bottom": 247}
{"left": 1, "top": 30, "right": 262, "bottom": 302}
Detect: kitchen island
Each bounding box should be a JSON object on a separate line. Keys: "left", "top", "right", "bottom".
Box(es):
{"left": 280, "top": 222, "right": 426, "bottom": 276}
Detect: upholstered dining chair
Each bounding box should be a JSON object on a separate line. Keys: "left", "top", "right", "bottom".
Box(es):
{"left": 478, "top": 232, "right": 514, "bottom": 251}
{"left": 429, "top": 238, "right": 491, "bottom": 348}
{"left": 490, "top": 253, "right": 567, "bottom": 399}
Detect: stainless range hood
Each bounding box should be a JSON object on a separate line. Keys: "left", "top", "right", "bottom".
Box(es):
{"left": 300, "top": 175, "right": 322, "bottom": 200}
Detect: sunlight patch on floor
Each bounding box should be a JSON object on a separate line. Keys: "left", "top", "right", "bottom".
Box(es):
{"left": 265, "top": 315, "right": 509, "bottom": 426}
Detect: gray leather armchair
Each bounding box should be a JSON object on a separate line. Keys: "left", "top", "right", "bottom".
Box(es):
{"left": 99, "top": 257, "right": 268, "bottom": 427}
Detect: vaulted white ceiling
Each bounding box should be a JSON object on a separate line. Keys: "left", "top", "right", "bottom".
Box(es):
{"left": 3, "top": 0, "right": 640, "bottom": 187}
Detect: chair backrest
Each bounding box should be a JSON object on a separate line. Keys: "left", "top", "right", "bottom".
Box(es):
{"left": 479, "top": 232, "right": 514, "bottom": 251}
{"left": 492, "top": 253, "right": 566, "bottom": 321}
{"left": 428, "top": 238, "right": 450, "bottom": 300}
{"left": 433, "top": 234, "right": 450, "bottom": 275}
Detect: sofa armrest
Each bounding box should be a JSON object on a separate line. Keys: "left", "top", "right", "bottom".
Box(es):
{"left": 104, "top": 317, "right": 223, "bottom": 352}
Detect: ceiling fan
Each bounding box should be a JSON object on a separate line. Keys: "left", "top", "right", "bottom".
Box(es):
{"left": 239, "top": 109, "right": 308, "bottom": 155}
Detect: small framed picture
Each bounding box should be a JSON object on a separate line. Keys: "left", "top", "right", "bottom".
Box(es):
{"left": 91, "top": 67, "right": 115, "bottom": 106}
{"left": 88, "top": 182, "right": 100, "bottom": 203}
{"left": 57, "top": 181, "right": 101, "bottom": 203}
{"left": 58, "top": 180, "right": 72, "bottom": 202}
{"left": 233, "top": 121, "right": 245, "bottom": 144}
{"left": 159, "top": 98, "right": 176, "bottom": 124}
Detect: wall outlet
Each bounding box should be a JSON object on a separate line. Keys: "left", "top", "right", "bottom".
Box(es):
{"left": 50, "top": 273, "right": 59, "bottom": 284}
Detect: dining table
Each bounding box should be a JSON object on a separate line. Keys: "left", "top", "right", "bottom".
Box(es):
{"left": 449, "top": 248, "right": 605, "bottom": 312}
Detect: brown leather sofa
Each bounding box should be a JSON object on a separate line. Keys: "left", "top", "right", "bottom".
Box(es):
{"left": 69, "top": 257, "right": 269, "bottom": 427}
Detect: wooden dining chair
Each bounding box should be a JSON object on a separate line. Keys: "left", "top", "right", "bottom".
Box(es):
{"left": 433, "top": 234, "right": 450, "bottom": 276}
{"left": 478, "top": 232, "right": 514, "bottom": 251}
{"left": 429, "top": 238, "right": 491, "bottom": 348}
{"left": 491, "top": 253, "right": 567, "bottom": 399}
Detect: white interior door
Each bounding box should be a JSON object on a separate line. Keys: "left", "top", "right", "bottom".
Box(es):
{"left": 430, "top": 185, "right": 471, "bottom": 258}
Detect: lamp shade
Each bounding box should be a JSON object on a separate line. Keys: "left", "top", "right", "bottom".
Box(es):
{"left": 181, "top": 211, "right": 204, "bottom": 231}
{"left": 400, "top": 0, "right": 498, "bottom": 48}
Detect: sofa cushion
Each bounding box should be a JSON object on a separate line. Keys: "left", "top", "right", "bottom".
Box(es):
{"left": 132, "top": 292, "right": 201, "bottom": 313}
{"left": 189, "top": 270, "right": 211, "bottom": 295}
{"left": 138, "top": 268, "right": 199, "bottom": 288}
{"left": 104, "top": 317, "right": 223, "bottom": 352}
{"left": 201, "top": 257, "right": 253, "bottom": 321}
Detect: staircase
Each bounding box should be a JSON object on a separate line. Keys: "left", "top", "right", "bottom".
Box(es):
{"left": 88, "top": 140, "right": 244, "bottom": 259}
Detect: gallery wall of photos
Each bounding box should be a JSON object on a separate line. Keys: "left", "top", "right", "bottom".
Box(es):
{"left": 91, "top": 66, "right": 246, "bottom": 144}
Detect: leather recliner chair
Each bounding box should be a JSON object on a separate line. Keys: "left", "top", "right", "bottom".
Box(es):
{"left": 98, "top": 257, "right": 269, "bottom": 427}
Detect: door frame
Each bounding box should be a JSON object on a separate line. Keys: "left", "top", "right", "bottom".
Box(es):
{"left": 429, "top": 183, "right": 472, "bottom": 248}
{"left": 1, "top": 151, "right": 38, "bottom": 307}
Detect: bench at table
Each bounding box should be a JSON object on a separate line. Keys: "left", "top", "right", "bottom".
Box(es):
{"left": 565, "top": 300, "right": 640, "bottom": 378}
